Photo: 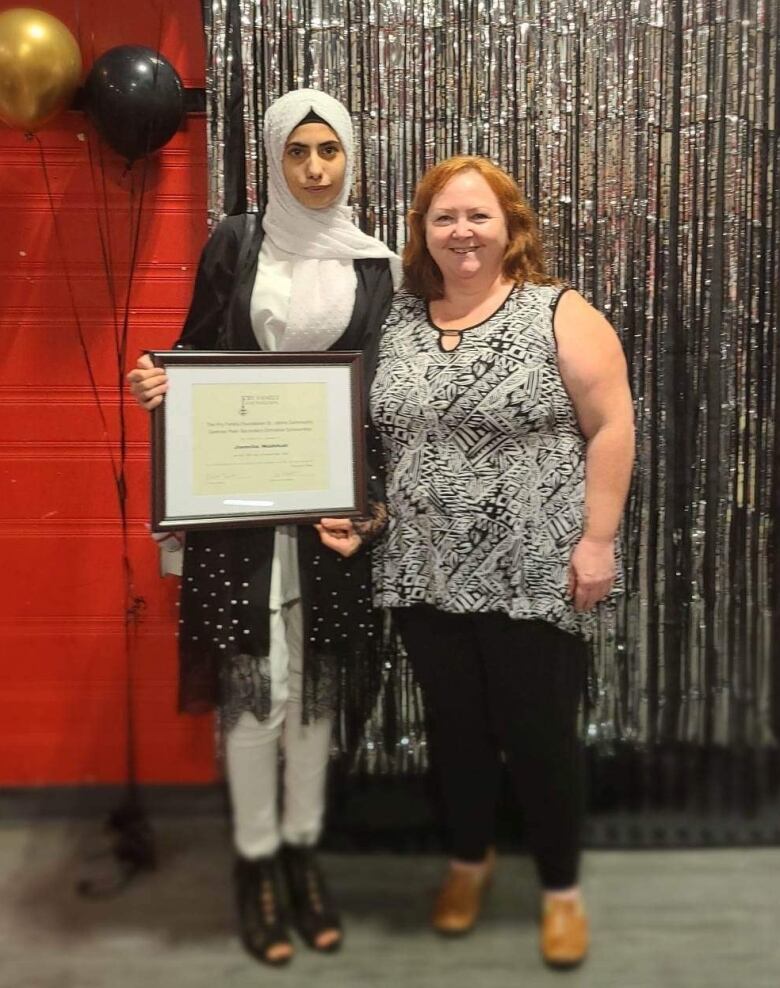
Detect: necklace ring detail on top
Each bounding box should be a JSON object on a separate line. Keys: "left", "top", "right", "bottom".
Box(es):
{"left": 437, "top": 326, "right": 468, "bottom": 351}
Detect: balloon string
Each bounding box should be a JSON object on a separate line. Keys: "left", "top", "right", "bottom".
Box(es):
{"left": 86, "top": 28, "right": 124, "bottom": 367}
{"left": 34, "top": 134, "right": 120, "bottom": 489}
{"left": 116, "top": 137, "right": 158, "bottom": 792}
{"left": 113, "top": 0, "right": 171, "bottom": 868}
{"left": 80, "top": 33, "right": 132, "bottom": 578}
{"left": 113, "top": 0, "right": 168, "bottom": 820}
{"left": 86, "top": 137, "right": 121, "bottom": 356}
{"left": 38, "top": 127, "right": 146, "bottom": 813}
{"left": 121, "top": 159, "right": 150, "bottom": 500}
{"left": 76, "top": 121, "right": 153, "bottom": 903}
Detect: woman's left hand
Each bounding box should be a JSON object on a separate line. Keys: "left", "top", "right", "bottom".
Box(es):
{"left": 567, "top": 536, "right": 616, "bottom": 612}
{"left": 315, "top": 517, "right": 363, "bottom": 557}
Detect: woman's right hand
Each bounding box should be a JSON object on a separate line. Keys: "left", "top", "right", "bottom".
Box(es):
{"left": 127, "top": 354, "right": 169, "bottom": 410}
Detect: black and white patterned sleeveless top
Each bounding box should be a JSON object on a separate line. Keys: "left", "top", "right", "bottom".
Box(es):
{"left": 370, "top": 283, "right": 595, "bottom": 637}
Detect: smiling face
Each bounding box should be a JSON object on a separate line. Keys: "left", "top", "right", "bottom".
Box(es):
{"left": 281, "top": 122, "right": 346, "bottom": 210}
{"left": 424, "top": 170, "right": 509, "bottom": 285}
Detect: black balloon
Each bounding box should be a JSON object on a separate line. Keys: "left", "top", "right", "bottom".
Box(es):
{"left": 84, "top": 45, "right": 184, "bottom": 162}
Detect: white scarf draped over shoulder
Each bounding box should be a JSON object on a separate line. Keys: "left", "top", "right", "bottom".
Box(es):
{"left": 261, "top": 89, "right": 401, "bottom": 348}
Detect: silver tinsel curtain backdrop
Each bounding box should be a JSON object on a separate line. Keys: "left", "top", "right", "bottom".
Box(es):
{"left": 200, "top": 1, "right": 780, "bottom": 831}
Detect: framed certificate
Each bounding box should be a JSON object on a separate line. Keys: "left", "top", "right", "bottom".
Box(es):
{"left": 149, "top": 350, "right": 367, "bottom": 531}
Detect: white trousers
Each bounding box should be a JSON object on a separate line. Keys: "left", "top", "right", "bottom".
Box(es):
{"left": 225, "top": 599, "right": 333, "bottom": 858}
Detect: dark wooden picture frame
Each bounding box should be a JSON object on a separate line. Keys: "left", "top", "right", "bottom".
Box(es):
{"left": 149, "top": 350, "right": 366, "bottom": 531}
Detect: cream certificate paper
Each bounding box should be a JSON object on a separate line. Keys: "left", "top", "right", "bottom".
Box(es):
{"left": 192, "top": 382, "right": 328, "bottom": 495}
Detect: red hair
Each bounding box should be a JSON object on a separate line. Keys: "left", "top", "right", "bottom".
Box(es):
{"left": 403, "top": 156, "right": 555, "bottom": 300}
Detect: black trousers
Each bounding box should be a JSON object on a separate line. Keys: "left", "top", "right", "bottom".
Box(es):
{"left": 394, "top": 605, "right": 587, "bottom": 890}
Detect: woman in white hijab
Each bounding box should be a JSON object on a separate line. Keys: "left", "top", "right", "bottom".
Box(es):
{"left": 128, "top": 90, "right": 398, "bottom": 967}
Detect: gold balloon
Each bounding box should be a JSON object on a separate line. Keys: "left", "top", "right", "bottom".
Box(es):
{"left": 0, "top": 8, "right": 82, "bottom": 132}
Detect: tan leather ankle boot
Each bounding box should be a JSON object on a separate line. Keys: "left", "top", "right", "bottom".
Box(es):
{"left": 540, "top": 896, "right": 589, "bottom": 968}
{"left": 431, "top": 848, "right": 496, "bottom": 936}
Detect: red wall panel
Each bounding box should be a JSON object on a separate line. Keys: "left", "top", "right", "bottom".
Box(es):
{"left": 0, "top": 0, "right": 217, "bottom": 784}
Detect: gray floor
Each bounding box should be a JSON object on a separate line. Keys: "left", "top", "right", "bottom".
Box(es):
{"left": 1, "top": 818, "right": 778, "bottom": 988}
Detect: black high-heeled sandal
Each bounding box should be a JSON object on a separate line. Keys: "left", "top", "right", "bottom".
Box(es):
{"left": 281, "top": 845, "right": 342, "bottom": 953}
{"left": 234, "top": 854, "right": 294, "bottom": 966}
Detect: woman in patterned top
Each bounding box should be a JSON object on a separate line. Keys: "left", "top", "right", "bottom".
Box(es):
{"left": 370, "top": 156, "right": 634, "bottom": 969}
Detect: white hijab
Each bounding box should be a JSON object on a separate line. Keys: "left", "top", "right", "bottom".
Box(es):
{"left": 262, "top": 89, "right": 401, "bottom": 344}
